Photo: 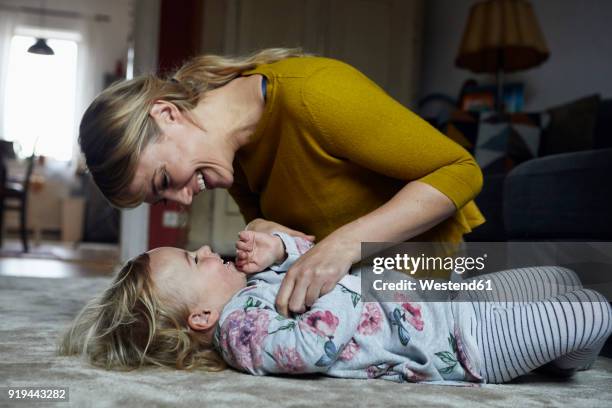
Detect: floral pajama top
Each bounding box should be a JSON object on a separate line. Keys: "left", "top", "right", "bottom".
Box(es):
{"left": 213, "top": 232, "right": 484, "bottom": 385}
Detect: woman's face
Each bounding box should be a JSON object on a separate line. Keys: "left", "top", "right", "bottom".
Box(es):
{"left": 128, "top": 101, "right": 236, "bottom": 205}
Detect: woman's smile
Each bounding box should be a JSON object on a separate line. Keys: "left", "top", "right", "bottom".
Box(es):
{"left": 196, "top": 171, "right": 207, "bottom": 192}
{"left": 198, "top": 166, "right": 234, "bottom": 190}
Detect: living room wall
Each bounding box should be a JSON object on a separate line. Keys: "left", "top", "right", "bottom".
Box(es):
{"left": 420, "top": 0, "right": 612, "bottom": 110}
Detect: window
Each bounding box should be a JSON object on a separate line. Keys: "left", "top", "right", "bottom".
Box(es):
{"left": 3, "top": 35, "right": 78, "bottom": 161}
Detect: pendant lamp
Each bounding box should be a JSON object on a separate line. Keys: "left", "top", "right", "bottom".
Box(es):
{"left": 28, "top": 38, "right": 54, "bottom": 55}
{"left": 27, "top": 1, "right": 54, "bottom": 55}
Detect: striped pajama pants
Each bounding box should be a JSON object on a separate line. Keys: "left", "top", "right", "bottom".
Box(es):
{"left": 463, "top": 266, "right": 612, "bottom": 383}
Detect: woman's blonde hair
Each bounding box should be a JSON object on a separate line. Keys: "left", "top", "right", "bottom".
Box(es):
{"left": 57, "top": 253, "right": 226, "bottom": 372}
{"left": 79, "top": 47, "right": 312, "bottom": 208}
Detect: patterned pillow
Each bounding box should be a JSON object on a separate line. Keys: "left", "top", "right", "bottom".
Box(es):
{"left": 538, "top": 94, "right": 601, "bottom": 156}
{"left": 441, "top": 110, "right": 480, "bottom": 154}
{"left": 474, "top": 112, "right": 550, "bottom": 174}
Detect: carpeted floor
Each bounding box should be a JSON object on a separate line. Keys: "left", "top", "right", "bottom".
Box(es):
{"left": 1, "top": 274, "right": 611, "bottom": 408}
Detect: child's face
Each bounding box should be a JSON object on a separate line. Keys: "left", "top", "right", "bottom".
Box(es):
{"left": 148, "top": 245, "right": 247, "bottom": 312}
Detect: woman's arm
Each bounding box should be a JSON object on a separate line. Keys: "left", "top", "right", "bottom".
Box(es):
{"left": 275, "top": 61, "right": 483, "bottom": 316}
{"left": 275, "top": 180, "right": 455, "bottom": 316}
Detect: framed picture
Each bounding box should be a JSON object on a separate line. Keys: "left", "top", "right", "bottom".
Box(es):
{"left": 460, "top": 82, "right": 524, "bottom": 113}
{"left": 461, "top": 90, "right": 495, "bottom": 112}
{"left": 502, "top": 83, "right": 524, "bottom": 113}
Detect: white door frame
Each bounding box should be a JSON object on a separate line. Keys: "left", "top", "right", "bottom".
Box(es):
{"left": 119, "top": 0, "right": 160, "bottom": 262}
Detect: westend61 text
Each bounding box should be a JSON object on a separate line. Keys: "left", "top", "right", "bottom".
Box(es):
{"left": 372, "top": 279, "right": 493, "bottom": 292}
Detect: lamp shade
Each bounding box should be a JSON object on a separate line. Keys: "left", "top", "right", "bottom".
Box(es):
{"left": 455, "top": 0, "right": 549, "bottom": 73}
{"left": 28, "top": 38, "right": 54, "bottom": 55}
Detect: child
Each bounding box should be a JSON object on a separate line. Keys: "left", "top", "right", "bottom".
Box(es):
{"left": 59, "top": 231, "right": 612, "bottom": 385}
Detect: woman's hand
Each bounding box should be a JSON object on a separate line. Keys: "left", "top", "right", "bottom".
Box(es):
{"left": 274, "top": 234, "right": 358, "bottom": 317}
{"left": 272, "top": 181, "right": 458, "bottom": 317}
{"left": 246, "top": 218, "right": 315, "bottom": 241}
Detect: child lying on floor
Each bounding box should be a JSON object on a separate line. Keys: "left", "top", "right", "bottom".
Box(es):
{"left": 59, "top": 231, "right": 612, "bottom": 385}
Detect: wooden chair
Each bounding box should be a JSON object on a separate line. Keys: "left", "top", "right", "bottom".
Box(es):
{"left": 0, "top": 153, "right": 36, "bottom": 252}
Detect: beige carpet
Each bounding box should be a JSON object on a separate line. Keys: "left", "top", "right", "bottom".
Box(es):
{"left": 1, "top": 274, "right": 611, "bottom": 408}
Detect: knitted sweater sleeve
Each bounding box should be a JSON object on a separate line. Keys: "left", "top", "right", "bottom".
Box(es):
{"left": 301, "top": 62, "right": 483, "bottom": 210}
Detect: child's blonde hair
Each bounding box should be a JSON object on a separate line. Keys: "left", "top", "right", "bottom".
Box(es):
{"left": 57, "top": 253, "right": 226, "bottom": 371}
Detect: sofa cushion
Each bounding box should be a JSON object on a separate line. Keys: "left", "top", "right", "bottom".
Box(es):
{"left": 474, "top": 111, "right": 549, "bottom": 174}
{"left": 504, "top": 148, "right": 612, "bottom": 240}
{"left": 593, "top": 99, "right": 612, "bottom": 149}
{"left": 538, "top": 94, "right": 601, "bottom": 156}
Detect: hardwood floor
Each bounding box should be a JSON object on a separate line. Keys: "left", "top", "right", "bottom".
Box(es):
{"left": 0, "top": 239, "right": 118, "bottom": 278}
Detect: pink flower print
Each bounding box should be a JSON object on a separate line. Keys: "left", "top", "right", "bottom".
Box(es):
{"left": 402, "top": 367, "right": 428, "bottom": 382}
{"left": 366, "top": 363, "right": 392, "bottom": 379}
{"left": 453, "top": 326, "right": 483, "bottom": 381}
{"left": 220, "top": 309, "right": 270, "bottom": 371}
{"left": 366, "top": 365, "right": 378, "bottom": 379}
{"left": 294, "top": 237, "right": 314, "bottom": 254}
{"left": 300, "top": 310, "right": 339, "bottom": 338}
{"left": 338, "top": 338, "right": 360, "bottom": 361}
{"left": 272, "top": 346, "right": 306, "bottom": 373}
{"left": 358, "top": 303, "right": 383, "bottom": 335}
{"left": 401, "top": 302, "right": 424, "bottom": 331}
{"left": 392, "top": 293, "right": 425, "bottom": 331}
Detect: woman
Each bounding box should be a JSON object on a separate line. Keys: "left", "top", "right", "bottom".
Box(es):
{"left": 79, "top": 47, "right": 485, "bottom": 316}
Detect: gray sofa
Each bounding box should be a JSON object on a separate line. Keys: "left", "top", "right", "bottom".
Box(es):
{"left": 467, "top": 148, "right": 612, "bottom": 241}
{"left": 505, "top": 148, "right": 612, "bottom": 240}
{"left": 465, "top": 95, "right": 612, "bottom": 242}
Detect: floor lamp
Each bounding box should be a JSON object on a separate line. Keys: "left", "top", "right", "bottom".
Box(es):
{"left": 455, "top": 0, "right": 550, "bottom": 113}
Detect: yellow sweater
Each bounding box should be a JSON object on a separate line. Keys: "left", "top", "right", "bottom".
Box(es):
{"left": 232, "top": 56, "right": 485, "bottom": 246}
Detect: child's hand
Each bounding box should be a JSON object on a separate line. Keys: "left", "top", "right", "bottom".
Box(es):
{"left": 235, "top": 230, "right": 286, "bottom": 274}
